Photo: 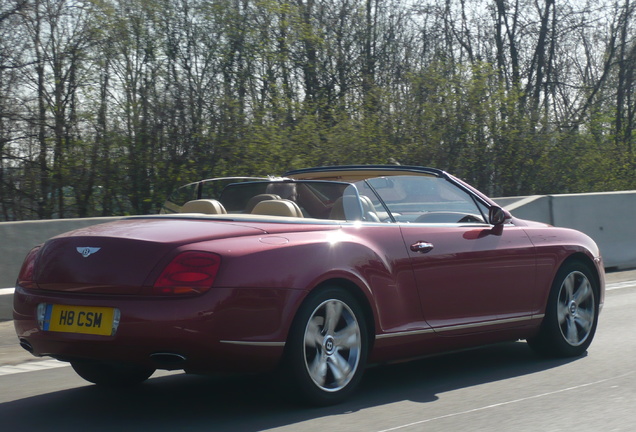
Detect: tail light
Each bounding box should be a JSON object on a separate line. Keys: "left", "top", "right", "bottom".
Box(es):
{"left": 17, "top": 246, "right": 41, "bottom": 289}
{"left": 153, "top": 251, "right": 221, "bottom": 295}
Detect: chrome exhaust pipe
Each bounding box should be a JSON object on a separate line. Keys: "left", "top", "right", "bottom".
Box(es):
{"left": 150, "top": 352, "right": 187, "bottom": 368}
{"left": 19, "top": 338, "right": 34, "bottom": 353}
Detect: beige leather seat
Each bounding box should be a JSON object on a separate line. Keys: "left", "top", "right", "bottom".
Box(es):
{"left": 329, "top": 196, "right": 360, "bottom": 220}
{"left": 251, "top": 199, "right": 303, "bottom": 218}
{"left": 330, "top": 195, "right": 379, "bottom": 221}
{"left": 244, "top": 194, "right": 281, "bottom": 213}
{"left": 360, "top": 195, "right": 380, "bottom": 222}
{"left": 180, "top": 199, "right": 227, "bottom": 214}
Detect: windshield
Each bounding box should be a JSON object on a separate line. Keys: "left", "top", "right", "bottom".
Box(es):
{"left": 353, "top": 175, "right": 487, "bottom": 223}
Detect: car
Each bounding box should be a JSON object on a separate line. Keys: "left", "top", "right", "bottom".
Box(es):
{"left": 13, "top": 165, "right": 605, "bottom": 405}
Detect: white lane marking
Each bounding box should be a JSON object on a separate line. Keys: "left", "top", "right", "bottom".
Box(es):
{"left": 0, "top": 359, "right": 70, "bottom": 377}
{"left": 0, "top": 288, "right": 14, "bottom": 296}
{"left": 375, "top": 372, "right": 633, "bottom": 432}
{"left": 606, "top": 281, "right": 636, "bottom": 291}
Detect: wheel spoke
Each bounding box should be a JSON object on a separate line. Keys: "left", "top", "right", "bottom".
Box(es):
{"left": 333, "top": 322, "right": 359, "bottom": 350}
{"left": 557, "top": 302, "right": 569, "bottom": 324}
{"left": 574, "top": 280, "right": 593, "bottom": 304}
{"left": 328, "top": 352, "right": 352, "bottom": 386}
{"left": 563, "top": 274, "right": 575, "bottom": 301}
{"left": 308, "top": 353, "right": 328, "bottom": 386}
{"left": 565, "top": 316, "right": 579, "bottom": 344}
{"left": 305, "top": 316, "right": 324, "bottom": 348}
{"left": 324, "top": 301, "right": 343, "bottom": 335}
{"left": 575, "top": 309, "right": 594, "bottom": 333}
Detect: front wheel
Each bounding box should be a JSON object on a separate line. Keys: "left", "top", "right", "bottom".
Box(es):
{"left": 71, "top": 361, "right": 155, "bottom": 387}
{"left": 286, "top": 287, "right": 368, "bottom": 406}
{"left": 528, "top": 261, "right": 599, "bottom": 357}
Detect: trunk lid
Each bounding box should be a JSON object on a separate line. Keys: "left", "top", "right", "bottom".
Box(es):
{"left": 33, "top": 218, "right": 267, "bottom": 294}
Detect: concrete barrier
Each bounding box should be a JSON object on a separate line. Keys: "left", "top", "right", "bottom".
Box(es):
{"left": 0, "top": 217, "right": 122, "bottom": 289}
{"left": 493, "top": 191, "right": 636, "bottom": 270}
{"left": 1, "top": 189, "right": 635, "bottom": 321}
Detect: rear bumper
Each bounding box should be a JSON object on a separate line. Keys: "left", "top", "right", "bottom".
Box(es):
{"left": 13, "top": 285, "right": 304, "bottom": 373}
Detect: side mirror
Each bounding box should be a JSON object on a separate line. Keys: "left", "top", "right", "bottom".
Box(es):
{"left": 489, "top": 206, "right": 511, "bottom": 226}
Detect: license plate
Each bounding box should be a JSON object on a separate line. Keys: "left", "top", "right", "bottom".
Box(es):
{"left": 43, "top": 304, "right": 116, "bottom": 336}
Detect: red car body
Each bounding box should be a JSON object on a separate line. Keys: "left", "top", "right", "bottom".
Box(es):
{"left": 13, "top": 165, "right": 605, "bottom": 404}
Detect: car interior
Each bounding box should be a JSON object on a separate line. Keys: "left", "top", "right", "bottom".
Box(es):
{"left": 169, "top": 176, "right": 489, "bottom": 224}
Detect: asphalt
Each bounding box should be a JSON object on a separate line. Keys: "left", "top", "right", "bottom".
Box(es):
{"left": 1, "top": 269, "right": 635, "bottom": 367}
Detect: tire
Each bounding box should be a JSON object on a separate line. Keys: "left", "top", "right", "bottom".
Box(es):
{"left": 528, "top": 261, "right": 599, "bottom": 357}
{"left": 71, "top": 361, "right": 155, "bottom": 387}
{"left": 285, "top": 286, "right": 368, "bottom": 406}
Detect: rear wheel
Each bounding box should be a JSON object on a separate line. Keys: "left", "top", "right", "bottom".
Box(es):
{"left": 71, "top": 361, "right": 155, "bottom": 387}
{"left": 286, "top": 286, "right": 368, "bottom": 406}
{"left": 528, "top": 261, "right": 599, "bottom": 357}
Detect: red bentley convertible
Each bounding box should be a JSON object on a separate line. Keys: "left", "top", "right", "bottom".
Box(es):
{"left": 13, "top": 165, "right": 605, "bottom": 405}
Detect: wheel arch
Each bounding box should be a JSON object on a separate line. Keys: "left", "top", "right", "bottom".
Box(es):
{"left": 560, "top": 252, "right": 602, "bottom": 295}
{"left": 527, "top": 251, "right": 602, "bottom": 357}
{"left": 280, "top": 277, "right": 374, "bottom": 405}
{"left": 288, "top": 277, "right": 377, "bottom": 353}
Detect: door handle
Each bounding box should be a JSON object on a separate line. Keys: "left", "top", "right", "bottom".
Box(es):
{"left": 410, "top": 241, "right": 434, "bottom": 253}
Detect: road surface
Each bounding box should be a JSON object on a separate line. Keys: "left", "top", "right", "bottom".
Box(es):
{"left": 1, "top": 271, "right": 635, "bottom": 431}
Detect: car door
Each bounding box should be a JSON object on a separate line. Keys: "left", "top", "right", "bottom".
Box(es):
{"left": 368, "top": 175, "right": 538, "bottom": 335}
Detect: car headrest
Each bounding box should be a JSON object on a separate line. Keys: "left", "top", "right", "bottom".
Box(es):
{"left": 329, "top": 196, "right": 362, "bottom": 221}
{"left": 244, "top": 194, "right": 281, "bottom": 213}
{"left": 251, "top": 199, "right": 303, "bottom": 218}
{"left": 181, "top": 199, "right": 227, "bottom": 215}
